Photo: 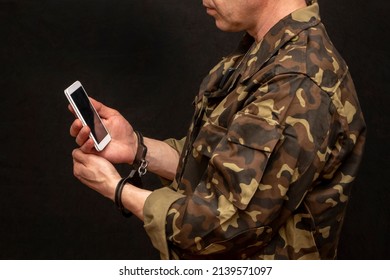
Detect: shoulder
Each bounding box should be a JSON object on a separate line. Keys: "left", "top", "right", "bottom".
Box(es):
{"left": 271, "top": 23, "right": 349, "bottom": 94}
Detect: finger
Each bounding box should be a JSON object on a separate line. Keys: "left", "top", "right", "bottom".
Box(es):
{"left": 72, "top": 148, "right": 96, "bottom": 164}
{"left": 72, "top": 153, "right": 89, "bottom": 182}
{"left": 68, "top": 104, "right": 76, "bottom": 116}
{"left": 75, "top": 125, "right": 91, "bottom": 147}
{"left": 72, "top": 156, "right": 82, "bottom": 178}
{"left": 72, "top": 148, "right": 86, "bottom": 164}
{"left": 80, "top": 138, "right": 96, "bottom": 154}
{"left": 89, "top": 97, "right": 119, "bottom": 119}
{"left": 70, "top": 118, "right": 83, "bottom": 137}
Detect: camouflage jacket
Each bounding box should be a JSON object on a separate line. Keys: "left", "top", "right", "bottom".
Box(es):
{"left": 143, "top": 1, "right": 366, "bottom": 260}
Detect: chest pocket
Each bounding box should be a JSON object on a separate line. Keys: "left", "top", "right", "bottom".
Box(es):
{"left": 192, "top": 120, "right": 227, "bottom": 160}
{"left": 192, "top": 111, "right": 283, "bottom": 210}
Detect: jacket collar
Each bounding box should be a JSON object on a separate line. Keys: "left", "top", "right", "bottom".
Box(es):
{"left": 240, "top": 2, "right": 321, "bottom": 83}
{"left": 200, "top": 1, "right": 321, "bottom": 98}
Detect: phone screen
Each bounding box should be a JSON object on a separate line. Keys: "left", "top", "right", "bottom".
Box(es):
{"left": 70, "top": 87, "right": 108, "bottom": 143}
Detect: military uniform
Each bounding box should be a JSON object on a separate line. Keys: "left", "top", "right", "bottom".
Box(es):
{"left": 143, "top": 0, "right": 366, "bottom": 259}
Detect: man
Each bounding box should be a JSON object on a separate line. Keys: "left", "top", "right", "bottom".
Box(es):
{"left": 70, "top": 0, "right": 366, "bottom": 259}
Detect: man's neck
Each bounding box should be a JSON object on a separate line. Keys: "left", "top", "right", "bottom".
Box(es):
{"left": 248, "top": 0, "right": 308, "bottom": 43}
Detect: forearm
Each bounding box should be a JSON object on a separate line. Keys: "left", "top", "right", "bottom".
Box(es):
{"left": 143, "top": 137, "right": 180, "bottom": 181}
{"left": 116, "top": 138, "right": 179, "bottom": 220}
{"left": 120, "top": 183, "right": 152, "bottom": 221}
{"left": 105, "top": 137, "right": 180, "bottom": 221}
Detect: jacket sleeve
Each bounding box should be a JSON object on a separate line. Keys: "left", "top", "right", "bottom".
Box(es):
{"left": 144, "top": 187, "right": 185, "bottom": 259}
{"left": 163, "top": 137, "right": 187, "bottom": 155}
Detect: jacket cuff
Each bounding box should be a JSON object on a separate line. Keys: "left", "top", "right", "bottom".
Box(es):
{"left": 143, "top": 187, "right": 185, "bottom": 259}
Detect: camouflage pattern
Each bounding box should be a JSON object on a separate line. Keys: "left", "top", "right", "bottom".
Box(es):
{"left": 144, "top": 0, "right": 366, "bottom": 260}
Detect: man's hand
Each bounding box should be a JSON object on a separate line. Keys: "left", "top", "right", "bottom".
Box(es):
{"left": 72, "top": 148, "right": 121, "bottom": 201}
{"left": 72, "top": 148, "right": 151, "bottom": 220}
{"left": 69, "top": 98, "right": 137, "bottom": 165}
{"left": 69, "top": 97, "right": 181, "bottom": 181}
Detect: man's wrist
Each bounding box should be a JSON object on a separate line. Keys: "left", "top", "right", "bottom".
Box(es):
{"left": 107, "top": 174, "right": 122, "bottom": 202}
{"left": 132, "top": 130, "right": 148, "bottom": 176}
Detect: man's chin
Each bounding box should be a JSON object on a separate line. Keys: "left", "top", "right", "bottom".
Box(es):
{"left": 214, "top": 21, "right": 240, "bottom": 33}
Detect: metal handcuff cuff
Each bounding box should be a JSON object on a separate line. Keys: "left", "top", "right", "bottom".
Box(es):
{"left": 114, "top": 130, "right": 148, "bottom": 217}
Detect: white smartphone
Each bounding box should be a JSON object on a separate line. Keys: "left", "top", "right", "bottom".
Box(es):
{"left": 64, "top": 81, "right": 111, "bottom": 151}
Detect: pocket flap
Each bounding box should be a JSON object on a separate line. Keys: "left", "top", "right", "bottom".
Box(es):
{"left": 227, "top": 112, "right": 282, "bottom": 153}
{"left": 192, "top": 122, "right": 227, "bottom": 158}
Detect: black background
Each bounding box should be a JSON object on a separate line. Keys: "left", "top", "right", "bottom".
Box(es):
{"left": 0, "top": 0, "right": 388, "bottom": 259}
